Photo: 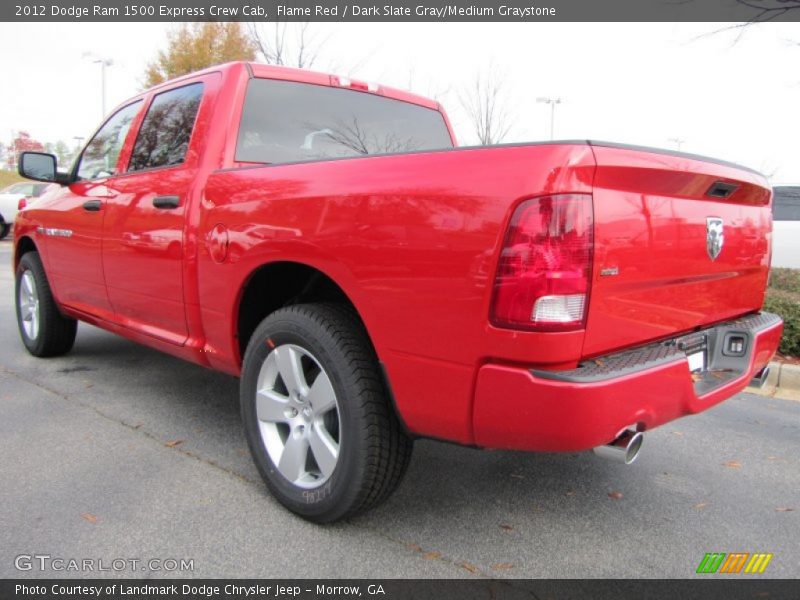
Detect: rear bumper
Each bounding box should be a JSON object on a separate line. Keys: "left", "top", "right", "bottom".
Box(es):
{"left": 473, "top": 312, "right": 783, "bottom": 452}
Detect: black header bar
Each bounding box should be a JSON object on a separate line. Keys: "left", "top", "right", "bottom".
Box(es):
{"left": 4, "top": 0, "right": 800, "bottom": 22}
{"left": 3, "top": 579, "right": 800, "bottom": 600}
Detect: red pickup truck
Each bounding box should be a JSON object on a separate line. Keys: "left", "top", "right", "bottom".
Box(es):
{"left": 14, "top": 62, "right": 782, "bottom": 522}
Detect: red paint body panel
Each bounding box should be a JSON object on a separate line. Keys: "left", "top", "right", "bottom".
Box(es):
{"left": 200, "top": 143, "right": 595, "bottom": 442}
{"left": 13, "top": 62, "right": 781, "bottom": 451}
{"left": 585, "top": 145, "right": 772, "bottom": 358}
{"left": 36, "top": 182, "right": 112, "bottom": 315}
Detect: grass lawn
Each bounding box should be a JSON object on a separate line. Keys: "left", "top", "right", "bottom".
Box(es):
{"left": 0, "top": 170, "right": 23, "bottom": 190}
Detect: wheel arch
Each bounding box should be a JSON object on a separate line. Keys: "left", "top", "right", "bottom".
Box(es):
{"left": 14, "top": 235, "right": 38, "bottom": 269}
{"left": 234, "top": 260, "right": 371, "bottom": 363}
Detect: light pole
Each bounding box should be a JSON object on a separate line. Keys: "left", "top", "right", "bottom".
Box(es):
{"left": 82, "top": 53, "right": 113, "bottom": 117}
{"left": 537, "top": 97, "right": 562, "bottom": 140}
{"left": 9, "top": 129, "right": 16, "bottom": 170}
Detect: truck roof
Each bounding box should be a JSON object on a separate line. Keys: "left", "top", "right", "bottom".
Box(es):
{"left": 140, "top": 61, "right": 441, "bottom": 112}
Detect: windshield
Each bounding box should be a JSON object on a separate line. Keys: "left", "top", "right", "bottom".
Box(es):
{"left": 3, "top": 183, "right": 34, "bottom": 195}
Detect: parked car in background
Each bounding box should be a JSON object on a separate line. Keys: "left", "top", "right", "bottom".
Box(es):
{"left": 772, "top": 185, "right": 800, "bottom": 269}
{"left": 0, "top": 181, "right": 53, "bottom": 239}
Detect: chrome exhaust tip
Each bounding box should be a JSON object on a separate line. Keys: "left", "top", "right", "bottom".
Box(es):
{"left": 593, "top": 430, "right": 644, "bottom": 465}
{"left": 749, "top": 366, "right": 770, "bottom": 389}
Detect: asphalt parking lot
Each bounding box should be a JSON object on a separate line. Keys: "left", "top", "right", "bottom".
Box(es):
{"left": 0, "top": 238, "right": 798, "bottom": 579}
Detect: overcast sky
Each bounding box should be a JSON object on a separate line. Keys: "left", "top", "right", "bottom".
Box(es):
{"left": 1, "top": 21, "right": 798, "bottom": 182}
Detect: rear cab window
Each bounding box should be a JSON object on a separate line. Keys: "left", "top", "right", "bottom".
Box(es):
{"left": 236, "top": 78, "right": 453, "bottom": 165}
{"left": 129, "top": 82, "right": 204, "bottom": 172}
{"left": 773, "top": 186, "right": 800, "bottom": 221}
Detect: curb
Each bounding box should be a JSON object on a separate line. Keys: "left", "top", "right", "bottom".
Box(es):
{"left": 746, "top": 361, "right": 800, "bottom": 401}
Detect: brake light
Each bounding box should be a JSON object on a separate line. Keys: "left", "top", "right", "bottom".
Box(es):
{"left": 17, "top": 198, "right": 27, "bottom": 211}
{"left": 490, "top": 194, "right": 593, "bottom": 331}
{"left": 330, "top": 75, "right": 379, "bottom": 93}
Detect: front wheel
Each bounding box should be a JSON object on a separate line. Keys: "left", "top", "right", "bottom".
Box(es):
{"left": 240, "top": 304, "right": 413, "bottom": 523}
{"left": 0, "top": 223, "right": 10, "bottom": 240}
{"left": 16, "top": 251, "right": 77, "bottom": 357}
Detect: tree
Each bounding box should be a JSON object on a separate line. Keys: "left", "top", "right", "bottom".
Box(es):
{"left": 698, "top": 0, "right": 800, "bottom": 42}
{"left": 6, "top": 132, "right": 44, "bottom": 169}
{"left": 246, "top": 22, "right": 326, "bottom": 69}
{"left": 143, "top": 23, "right": 257, "bottom": 87}
{"left": 459, "top": 69, "right": 513, "bottom": 145}
{"left": 53, "top": 140, "right": 75, "bottom": 169}
{"left": 11, "top": 131, "right": 43, "bottom": 153}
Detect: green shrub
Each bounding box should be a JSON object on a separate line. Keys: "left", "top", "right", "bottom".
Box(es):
{"left": 764, "top": 288, "right": 800, "bottom": 357}
{"left": 769, "top": 268, "right": 800, "bottom": 295}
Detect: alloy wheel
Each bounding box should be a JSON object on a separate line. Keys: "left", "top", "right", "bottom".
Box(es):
{"left": 255, "top": 344, "right": 341, "bottom": 488}
{"left": 19, "top": 270, "right": 40, "bottom": 340}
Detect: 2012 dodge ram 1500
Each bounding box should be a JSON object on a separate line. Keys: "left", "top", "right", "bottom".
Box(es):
{"left": 13, "top": 62, "right": 782, "bottom": 522}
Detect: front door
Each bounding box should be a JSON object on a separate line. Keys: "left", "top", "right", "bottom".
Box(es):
{"left": 43, "top": 101, "right": 143, "bottom": 317}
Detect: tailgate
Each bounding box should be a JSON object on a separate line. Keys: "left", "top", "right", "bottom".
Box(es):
{"left": 584, "top": 142, "right": 772, "bottom": 358}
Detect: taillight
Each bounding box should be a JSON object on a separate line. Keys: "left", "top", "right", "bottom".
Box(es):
{"left": 490, "top": 194, "right": 593, "bottom": 331}
{"left": 330, "top": 75, "right": 379, "bottom": 93}
{"left": 18, "top": 198, "right": 28, "bottom": 211}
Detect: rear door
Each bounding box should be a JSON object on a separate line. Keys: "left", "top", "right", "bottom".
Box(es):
{"left": 41, "top": 101, "right": 143, "bottom": 317}
{"left": 584, "top": 144, "right": 772, "bottom": 357}
{"left": 101, "top": 80, "right": 207, "bottom": 345}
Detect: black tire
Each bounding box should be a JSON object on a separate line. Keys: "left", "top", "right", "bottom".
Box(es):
{"left": 0, "top": 223, "right": 10, "bottom": 240}
{"left": 15, "top": 252, "right": 77, "bottom": 357}
{"left": 241, "top": 303, "right": 413, "bottom": 523}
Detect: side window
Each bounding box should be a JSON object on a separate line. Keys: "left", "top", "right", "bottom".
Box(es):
{"left": 773, "top": 187, "right": 800, "bottom": 222}
{"left": 128, "top": 83, "right": 204, "bottom": 172}
{"left": 77, "top": 101, "right": 142, "bottom": 181}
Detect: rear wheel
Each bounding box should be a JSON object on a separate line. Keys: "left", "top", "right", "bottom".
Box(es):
{"left": 241, "top": 303, "right": 413, "bottom": 523}
{"left": 15, "top": 252, "right": 77, "bottom": 357}
{"left": 0, "top": 223, "right": 10, "bottom": 240}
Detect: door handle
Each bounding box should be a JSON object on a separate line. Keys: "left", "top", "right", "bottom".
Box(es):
{"left": 82, "top": 200, "right": 102, "bottom": 212}
{"left": 153, "top": 196, "right": 180, "bottom": 209}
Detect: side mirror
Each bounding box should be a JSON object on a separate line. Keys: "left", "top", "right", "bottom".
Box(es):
{"left": 18, "top": 152, "right": 69, "bottom": 184}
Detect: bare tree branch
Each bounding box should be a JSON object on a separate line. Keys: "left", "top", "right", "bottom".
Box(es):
{"left": 734, "top": 0, "right": 800, "bottom": 16}
{"left": 301, "top": 117, "right": 419, "bottom": 157}
{"left": 459, "top": 68, "right": 513, "bottom": 146}
{"left": 692, "top": 0, "right": 800, "bottom": 44}
{"left": 246, "top": 21, "right": 331, "bottom": 69}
